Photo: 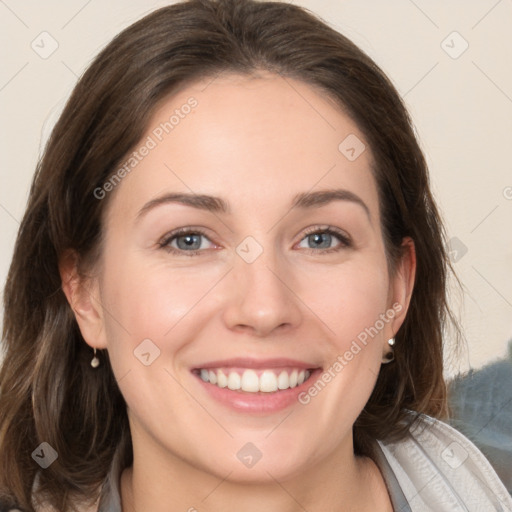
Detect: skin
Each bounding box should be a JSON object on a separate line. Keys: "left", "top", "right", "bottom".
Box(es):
{"left": 61, "top": 71, "right": 415, "bottom": 512}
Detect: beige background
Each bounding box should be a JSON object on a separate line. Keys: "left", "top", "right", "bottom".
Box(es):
{"left": 1, "top": 0, "right": 511, "bottom": 377}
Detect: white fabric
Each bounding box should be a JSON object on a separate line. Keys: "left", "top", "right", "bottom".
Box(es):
{"left": 374, "top": 414, "right": 512, "bottom": 511}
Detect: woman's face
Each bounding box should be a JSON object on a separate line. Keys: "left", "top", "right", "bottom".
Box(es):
{"left": 69, "top": 72, "right": 414, "bottom": 483}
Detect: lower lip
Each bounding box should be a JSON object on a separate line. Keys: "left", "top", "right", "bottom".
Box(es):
{"left": 192, "top": 368, "right": 323, "bottom": 414}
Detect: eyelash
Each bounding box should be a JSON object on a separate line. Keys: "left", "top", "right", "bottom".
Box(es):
{"left": 158, "top": 225, "right": 352, "bottom": 257}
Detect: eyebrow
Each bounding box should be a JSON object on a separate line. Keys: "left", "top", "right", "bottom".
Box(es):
{"left": 135, "top": 188, "right": 371, "bottom": 221}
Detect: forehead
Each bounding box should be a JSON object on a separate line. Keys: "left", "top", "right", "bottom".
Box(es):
{"left": 104, "top": 72, "right": 379, "bottom": 224}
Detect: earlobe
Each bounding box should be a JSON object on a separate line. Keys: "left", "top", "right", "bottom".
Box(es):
{"left": 58, "top": 249, "right": 108, "bottom": 350}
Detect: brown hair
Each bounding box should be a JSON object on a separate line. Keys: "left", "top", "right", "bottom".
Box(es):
{"left": 0, "top": 0, "right": 461, "bottom": 509}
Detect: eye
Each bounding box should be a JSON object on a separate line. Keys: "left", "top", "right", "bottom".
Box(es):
{"left": 158, "top": 225, "right": 352, "bottom": 257}
{"left": 158, "top": 227, "right": 216, "bottom": 256}
{"left": 297, "top": 226, "right": 352, "bottom": 254}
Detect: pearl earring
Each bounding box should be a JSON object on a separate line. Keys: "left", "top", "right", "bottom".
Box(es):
{"left": 91, "top": 348, "right": 100, "bottom": 368}
{"left": 381, "top": 338, "right": 395, "bottom": 364}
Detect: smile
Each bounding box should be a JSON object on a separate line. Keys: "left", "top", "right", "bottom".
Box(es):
{"left": 195, "top": 367, "right": 313, "bottom": 393}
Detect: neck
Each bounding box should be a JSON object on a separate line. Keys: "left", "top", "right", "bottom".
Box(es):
{"left": 119, "top": 439, "right": 392, "bottom": 512}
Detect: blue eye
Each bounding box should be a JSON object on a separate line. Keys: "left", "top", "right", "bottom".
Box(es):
{"left": 159, "top": 228, "right": 213, "bottom": 256}
{"left": 158, "top": 225, "right": 351, "bottom": 257}
{"left": 298, "top": 226, "right": 352, "bottom": 254}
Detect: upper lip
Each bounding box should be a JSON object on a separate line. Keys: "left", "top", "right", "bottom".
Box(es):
{"left": 192, "top": 357, "right": 321, "bottom": 371}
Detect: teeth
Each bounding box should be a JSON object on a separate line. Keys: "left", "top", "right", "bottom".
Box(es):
{"left": 217, "top": 370, "right": 228, "bottom": 388}
{"left": 277, "top": 370, "right": 289, "bottom": 390}
{"left": 260, "top": 370, "right": 278, "bottom": 392}
{"left": 241, "top": 369, "right": 259, "bottom": 392}
{"left": 198, "top": 368, "right": 312, "bottom": 393}
{"left": 227, "top": 372, "right": 241, "bottom": 390}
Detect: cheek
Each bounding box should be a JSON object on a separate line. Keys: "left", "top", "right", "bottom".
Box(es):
{"left": 299, "top": 256, "right": 390, "bottom": 345}
{"left": 98, "top": 252, "right": 223, "bottom": 368}
{"left": 100, "top": 250, "right": 205, "bottom": 329}
{"left": 288, "top": 259, "right": 391, "bottom": 458}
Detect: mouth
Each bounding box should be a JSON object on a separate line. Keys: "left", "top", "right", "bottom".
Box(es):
{"left": 191, "top": 366, "right": 318, "bottom": 393}
{"left": 190, "top": 357, "right": 323, "bottom": 413}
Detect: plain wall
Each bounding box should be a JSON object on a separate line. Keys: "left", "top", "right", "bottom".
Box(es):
{"left": 0, "top": 0, "right": 511, "bottom": 377}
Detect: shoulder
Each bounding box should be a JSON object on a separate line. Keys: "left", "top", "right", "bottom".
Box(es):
{"left": 377, "top": 412, "right": 512, "bottom": 511}
{"left": 447, "top": 358, "right": 512, "bottom": 495}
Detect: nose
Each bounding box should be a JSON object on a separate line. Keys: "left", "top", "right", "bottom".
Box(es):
{"left": 221, "top": 243, "right": 303, "bottom": 337}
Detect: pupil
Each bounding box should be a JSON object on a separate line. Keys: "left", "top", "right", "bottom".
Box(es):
{"left": 311, "top": 233, "right": 330, "bottom": 248}
{"left": 179, "top": 234, "right": 200, "bottom": 249}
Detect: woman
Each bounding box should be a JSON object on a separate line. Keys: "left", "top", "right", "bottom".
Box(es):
{"left": 0, "top": 0, "right": 510, "bottom": 510}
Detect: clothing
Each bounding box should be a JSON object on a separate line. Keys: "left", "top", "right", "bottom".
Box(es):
{"left": 3, "top": 413, "right": 511, "bottom": 511}
{"left": 96, "top": 413, "right": 511, "bottom": 512}
{"left": 371, "top": 414, "right": 512, "bottom": 511}
{"left": 447, "top": 356, "right": 512, "bottom": 494}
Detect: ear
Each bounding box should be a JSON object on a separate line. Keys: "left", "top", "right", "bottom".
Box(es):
{"left": 59, "top": 249, "right": 108, "bottom": 350}
{"left": 387, "top": 236, "right": 416, "bottom": 338}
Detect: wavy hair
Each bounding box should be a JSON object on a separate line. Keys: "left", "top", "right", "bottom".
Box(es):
{"left": 0, "top": 0, "right": 461, "bottom": 509}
